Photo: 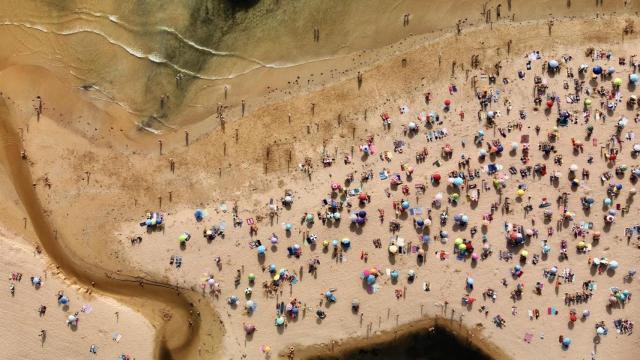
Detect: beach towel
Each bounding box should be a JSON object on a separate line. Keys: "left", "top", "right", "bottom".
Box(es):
{"left": 246, "top": 218, "right": 255, "bottom": 225}
{"left": 379, "top": 171, "right": 389, "bottom": 180}
{"left": 528, "top": 310, "right": 533, "bottom": 319}
{"left": 409, "top": 207, "right": 423, "bottom": 216}
{"left": 524, "top": 332, "right": 534, "bottom": 343}
{"left": 112, "top": 333, "right": 122, "bottom": 343}
{"left": 81, "top": 304, "right": 92, "bottom": 314}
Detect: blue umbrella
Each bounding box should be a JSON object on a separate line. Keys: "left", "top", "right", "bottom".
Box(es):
{"left": 631, "top": 73, "right": 639, "bottom": 83}
{"left": 422, "top": 235, "right": 430, "bottom": 243}
{"left": 58, "top": 296, "right": 69, "bottom": 305}
{"left": 607, "top": 66, "right": 615, "bottom": 74}
{"left": 453, "top": 177, "right": 464, "bottom": 186}
{"left": 390, "top": 270, "right": 399, "bottom": 280}
{"left": 401, "top": 201, "right": 410, "bottom": 209}
{"left": 194, "top": 209, "right": 204, "bottom": 221}
{"left": 562, "top": 337, "right": 572, "bottom": 346}
{"left": 257, "top": 245, "right": 266, "bottom": 254}
{"left": 358, "top": 210, "right": 367, "bottom": 218}
{"left": 592, "top": 65, "right": 603, "bottom": 75}
{"left": 367, "top": 274, "right": 376, "bottom": 284}
{"left": 416, "top": 219, "right": 425, "bottom": 227}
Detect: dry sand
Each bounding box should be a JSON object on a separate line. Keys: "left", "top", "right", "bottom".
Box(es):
{"left": 1, "top": 1, "right": 640, "bottom": 360}
{"left": 0, "top": 227, "right": 154, "bottom": 359}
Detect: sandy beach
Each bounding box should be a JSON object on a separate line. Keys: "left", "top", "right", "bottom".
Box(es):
{"left": 0, "top": 227, "right": 154, "bottom": 359}
{"left": 1, "top": 1, "right": 640, "bottom": 360}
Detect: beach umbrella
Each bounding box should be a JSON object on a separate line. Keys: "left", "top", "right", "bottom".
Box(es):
{"left": 450, "top": 193, "right": 460, "bottom": 201}
{"left": 466, "top": 277, "right": 474, "bottom": 286}
{"left": 333, "top": 212, "right": 341, "bottom": 220}
{"left": 244, "top": 323, "right": 256, "bottom": 334}
{"left": 67, "top": 315, "right": 77, "bottom": 323}
{"left": 432, "top": 173, "right": 442, "bottom": 182}
{"left": 520, "top": 250, "right": 528, "bottom": 257}
{"left": 546, "top": 99, "right": 554, "bottom": 108}
{"left": 609, "top": 260, "right": 619, "bottom": 270}
{"left": 630, "top": 74, "right": 639, "bottom": 83}
{"left": 306, "top": 213, "right": 314, "bottom": 222}
{"left": 444, "top": 99, "right": 451, "bottom": 106}
{"left": 283, "top": 195, "right": 293, "bottom": 204}
{"left": 285, "top": 223, "right": 293, "bottom": 231}
{"left": 516, "top": 189, "right": 526, "bottom": 197}
{"left": 401, "top": 201, "right": 410, "bottom": 209}
{"left": 458, "top": 243, "right": 467, "bottom": 251}
{"left": 604, "top": 198, "right": 612, "bottom": 206}
{"left": 577, "top": 241, "right": 586, "bottom": 249}
{"left": 596, "top": 327, "right": 605, "bottom": 335}
{"left": 608, "top": 66, "right": 616, "bottom": 74}
{"left": 421, "top": 235, "right": 431, "bottom": 243}
{"left": 487, "top": 111, "right": 495, "bottom": 119}
{"left": 32, "top": 276, "right": 41, "bottom": 285}
{"left": 471, "top": 253, "right": 479, "bottom": 261}
{"left": 548, "top": 59, "right": 559, "bottom": 68}
{"left": 582, "top": 310, "right": 590, "bottom": 318}
{"left": 408, "top": 122, "right": 417, "bottom": 130}
{"left": 248, "top": 273, "right": 256, "bottom": 282}
{"left": 562, "top": 337, "right": 572, "bottom": 346}
{"left": 358, "top": 210, "right": 367, "bottom": 218}
{"left": 275, "top": 316, "right": 285, "bottom": 326}
{"left": 178, "top": 233, "right": 189, "bottom": 243}
{"left": 453, "top": 177, "right": 464, "bottom": 186}
{"left": 194, "top": 209, "right": 205, "bottom": 221}
{"left": 455, "top": 238, "right": 463, "bottom": 246}
{"left": 269, "top": 264, "right": 277, "bottom": 272}
{"left": 440, "top": 230, "right": 448, "bottom": 238}
{"left": 257, "top": 245, "right": 266, "bottom": 254}
{"left": 479, "top": 149, "right": 487, "bottom": 157}
{"left": 592, "top": 65, "right": 603, "bottom": 75}
{"left": 228, "top": 296, "right": 239, "bottom": 304}
{"left": 358, "top": 193, "right": 368, "bottom": 201}
{"left": 390, "top": 270, "right": 399, "bottom": 280}
{"left": 569, "top": 164, "right": 578, "bottom": 172}
{"left": 388, "top": 245, "right": 398, "bottom": 254}
{"left": 245, "top": 300, "right": 256, "bottom": 311}
{"left": 416, "top": 218, "right": 425, "bottom": 227}
{"left": 352, "top": 299, "right": 360, "bottom": 308}
{"left": 270, "top": 235, "right": 279, "bottom": 244}
{"left": 58, "top": 296, "right": 69, "bottom": 305}
{"left": 434, "top": 192, "right": 443, "bottom": 201}
{"left": 367, "top": 274, "right": 376, "bottom": 284}
{"left": 584, "top": 98, "right": 592, "bottom": 107}
{"left": 408, "top": 270, "right": 416, "bottom": 278}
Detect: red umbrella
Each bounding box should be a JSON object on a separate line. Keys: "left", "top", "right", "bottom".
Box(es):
{"left": 432, "top": 173, "right": 441, "bottom": 181}
{"left": 358, "top": 193, "right": 368, "bottom": 201}
{"left": 546, "top": 99, "right": 554, "bottom": 108}
{"left": 444, "top": 99, "right": 451, "bottom": 106}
